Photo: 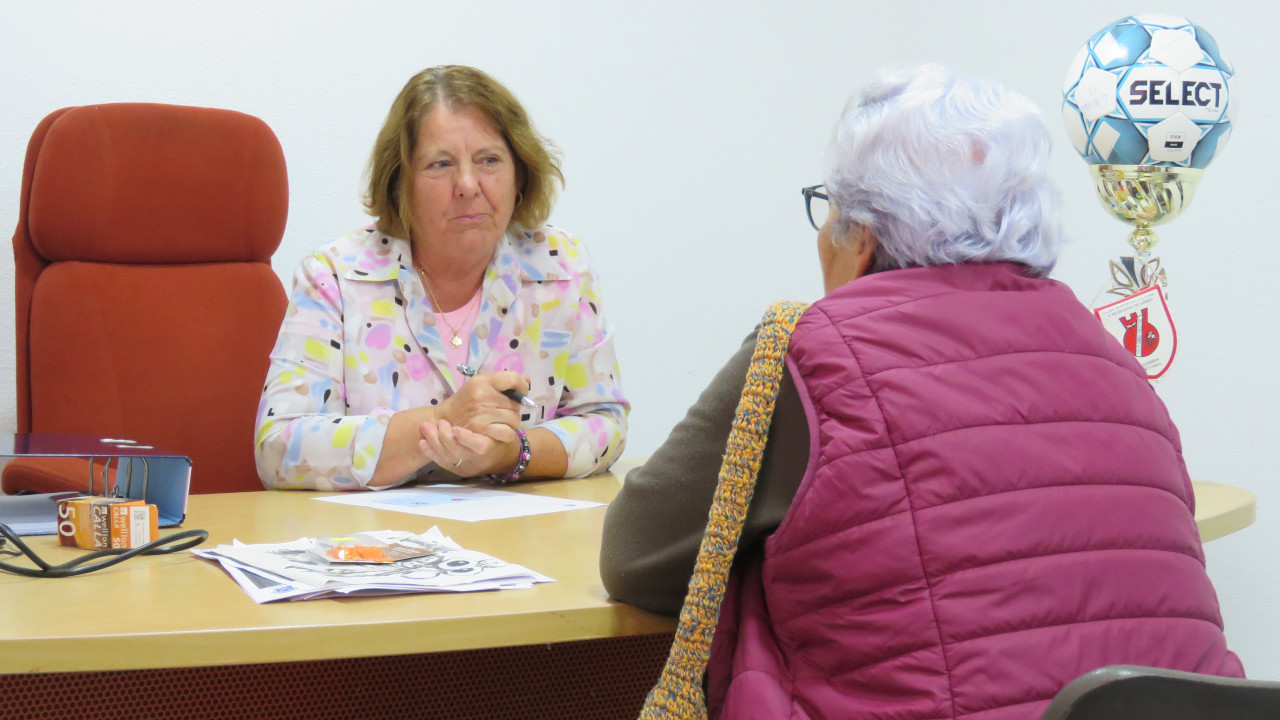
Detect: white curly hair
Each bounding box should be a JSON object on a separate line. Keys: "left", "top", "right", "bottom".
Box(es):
{"left": 824, "top": 64, "right": 1063, "bottom": 276}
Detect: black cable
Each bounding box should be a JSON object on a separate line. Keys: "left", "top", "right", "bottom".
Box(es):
{"left": 0, "top": 522, "right": 208, "bottom": 578}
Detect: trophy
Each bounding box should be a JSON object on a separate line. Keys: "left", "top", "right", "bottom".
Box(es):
{"left": 1091, "top": 164, "right": 1201, "bottom": 257}
{"left": 1062, "top": 14, "right": 1234, "bottom": 379}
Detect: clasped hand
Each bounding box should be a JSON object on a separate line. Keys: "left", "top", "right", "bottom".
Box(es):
{"left": 418, "top": 370, "right": 529, "bottom": 477}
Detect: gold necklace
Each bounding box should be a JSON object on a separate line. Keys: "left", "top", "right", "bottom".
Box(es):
{"left": 416, "top": 264, "right": 466, "bottom": 348}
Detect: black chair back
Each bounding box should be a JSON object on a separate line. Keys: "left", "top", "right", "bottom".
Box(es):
{"left": 1043, "top": 665, "right": 1280, "bottom": 720}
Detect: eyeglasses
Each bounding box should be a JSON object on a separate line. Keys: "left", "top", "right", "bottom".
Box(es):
{"left": 801, "top": 184, "right": 829, "bottom": 231}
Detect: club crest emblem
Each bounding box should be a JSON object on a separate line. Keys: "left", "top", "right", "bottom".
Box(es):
{"left": 1120, "top": 307, "right": 1160, "bottom": 357}
{"left": 1093, "top": 284, "right": 1177, "bottom": 380}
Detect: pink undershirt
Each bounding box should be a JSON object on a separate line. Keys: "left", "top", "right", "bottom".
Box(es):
{"left": 437, "top": 288, "right": 482, "bottom": 387}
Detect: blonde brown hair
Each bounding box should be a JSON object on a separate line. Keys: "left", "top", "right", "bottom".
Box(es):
{"left": 364, "top": 65, "right": 564, "bottom": 239}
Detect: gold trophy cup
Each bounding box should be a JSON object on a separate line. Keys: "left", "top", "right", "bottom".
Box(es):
{"left": 1090, "top": 164, "right": 1203, "bottom": 257}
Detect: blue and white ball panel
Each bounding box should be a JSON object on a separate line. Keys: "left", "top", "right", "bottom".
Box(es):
{"left": 1063, "top": 45, "right": 1089, "bottom": 94}
{"left": 1062, "top": 102, "right": 1090, "bottom": 157}
{"left": 1148, "top": 28, "right": 1208, "bottom": 74}
{"left": 1192, "top": 25, "right": 1233, "bottom": 76}
{"left": 1074, "top": 67, "right": 1120, "bottom": 121}
{"left": 1145, "top": 113, "right": 1201, "bottom": 164}
{"left": 1090, "top": 116, "right": 1150, "bottom": 165}
{"left": 1131, "top": 14, "right": 1196, "bottom": 33}
{"left": 1090, "top": 21, "right": 1152, "bottom": 71}
{"left": 1190, "top": 123, "right": 1231, "bottom": 168}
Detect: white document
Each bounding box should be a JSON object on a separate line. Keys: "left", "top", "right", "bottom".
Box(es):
{"left": 313, "top": 484, "right": 603, "bottom": 522}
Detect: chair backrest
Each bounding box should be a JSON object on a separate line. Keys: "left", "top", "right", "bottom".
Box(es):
{"left": 1042, "top": 665, "right": 1280, "bottom": 720}
{"left": 10, "top": 103, "right": 289, "bottom": 494}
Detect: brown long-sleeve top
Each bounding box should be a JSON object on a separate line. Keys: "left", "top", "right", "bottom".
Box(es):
{"left": 599, "top": 329, "right": 810, "bottom": 616}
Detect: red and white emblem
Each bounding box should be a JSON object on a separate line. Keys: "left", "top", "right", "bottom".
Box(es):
{"left": 1120, "top": 307, "right": 1160, "bottom": 357}
{"left": 1093, "top": 284, "right": 1178, "bottom": 379}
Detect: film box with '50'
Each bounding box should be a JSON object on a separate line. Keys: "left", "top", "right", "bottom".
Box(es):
{"left": 56, "top": 496, "right": 158, "bottom": 549}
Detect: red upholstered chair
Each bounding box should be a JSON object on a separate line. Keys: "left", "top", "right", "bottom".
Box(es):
{"left": 6, "top": 103, "right": 288, "bottom": 494}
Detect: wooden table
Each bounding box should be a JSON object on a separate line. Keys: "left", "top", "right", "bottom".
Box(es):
{"left": 0, "top": 458, "right": 675, "bottom": 675}
{"left": 0, "top": 464, "right": 1255, "bottom": 720}
{"left": 1192, "top": 479, "right": 1257, "bottom": 542}
{"left": 0, "top": 469, "right": 1255, "bottom": 673}
{"left": 0, "top": 458, "right": 677, "bottom": 720}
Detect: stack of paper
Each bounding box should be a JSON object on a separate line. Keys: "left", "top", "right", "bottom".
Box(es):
{"left": 194, "top": 527, "right": 553, "bottom": 604}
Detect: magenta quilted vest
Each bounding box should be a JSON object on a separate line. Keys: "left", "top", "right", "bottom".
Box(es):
{"left": 707, "top": 263, "right": 1242, "bottom": 720}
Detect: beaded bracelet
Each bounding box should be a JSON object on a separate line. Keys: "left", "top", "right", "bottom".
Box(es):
{"left": 490, "top": 428, "right": 531, "bottom": 485}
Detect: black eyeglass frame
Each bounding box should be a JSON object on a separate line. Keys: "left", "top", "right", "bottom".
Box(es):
{"left": 801, "top": 184, "right": 828, "bottom": 231}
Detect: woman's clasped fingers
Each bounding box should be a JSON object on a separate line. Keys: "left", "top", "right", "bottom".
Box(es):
{"left": 453, "top": 424, "right": 496, "bottom": 455}
{"left": 419, "top": 419, "right": 468, "bottom": 474}
{"left": 416, "top": 419, "right": 450, "bottom": 467}
{"left": 418, "top": 419, "right": 502, "bottom": 477}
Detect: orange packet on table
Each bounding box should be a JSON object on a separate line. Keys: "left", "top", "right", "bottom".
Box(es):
{"left": 309, "top": 533, "right": 438, "bottom": 564}
{"left": 57, "top": 496, "right": 132, "bottom": 549}
{"left": 109, "top": 501, "right": 159, "bottom": 548}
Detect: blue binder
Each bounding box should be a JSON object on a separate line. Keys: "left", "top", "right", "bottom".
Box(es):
{"left": 0, "top": 434, "right": 191, "bottom": 535}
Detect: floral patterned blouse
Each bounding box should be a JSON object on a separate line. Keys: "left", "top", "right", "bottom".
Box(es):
{"left": 254, "top": 225, "right": 629, "bottom": 490}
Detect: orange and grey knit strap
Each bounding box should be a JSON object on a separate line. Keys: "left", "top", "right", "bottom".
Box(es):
{"left": 639, "top": 300, "right": 809, "bottom": 720}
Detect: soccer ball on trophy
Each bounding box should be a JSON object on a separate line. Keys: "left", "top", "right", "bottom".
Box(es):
{"left": 1061, "top": 14, "right": 1236, "bottom": 380}
{"left": 1062, "top": 14, "right": 1234, "bottom": 171}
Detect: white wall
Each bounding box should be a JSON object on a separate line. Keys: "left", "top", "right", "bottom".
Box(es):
{"left": 1, "top": 1, "right": 1275, "bottom": 675}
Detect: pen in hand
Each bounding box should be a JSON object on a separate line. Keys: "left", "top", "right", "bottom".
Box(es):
{"left": 456, "top": 364, "right": 538, "bottom": 408}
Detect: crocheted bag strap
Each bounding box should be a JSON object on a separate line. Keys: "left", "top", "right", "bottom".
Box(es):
{"left": 638, "top": 300, "right": 810, "bottom": 720}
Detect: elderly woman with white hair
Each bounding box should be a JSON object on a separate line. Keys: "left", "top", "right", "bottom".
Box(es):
{"left": 601, "top": 65, "right": 1241, "bottom": 719}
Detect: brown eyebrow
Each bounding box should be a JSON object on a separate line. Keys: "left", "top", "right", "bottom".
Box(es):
{"left": 415, "top": 145, "right": 509, "bottom": 162}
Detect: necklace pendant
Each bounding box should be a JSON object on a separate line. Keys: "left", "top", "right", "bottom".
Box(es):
{"left": 450, "top": 335, "right": 463, "bottom": 348}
